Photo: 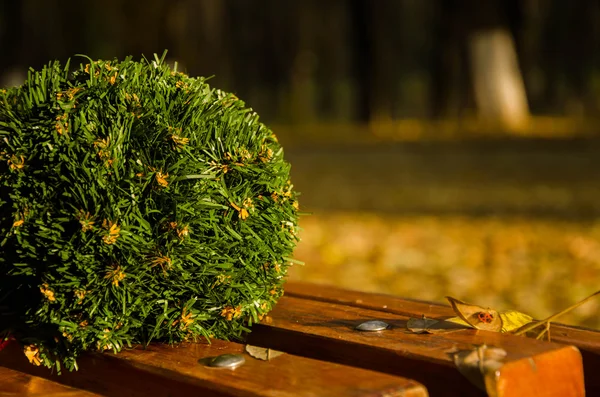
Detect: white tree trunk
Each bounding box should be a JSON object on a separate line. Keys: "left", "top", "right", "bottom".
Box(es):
{"left": 469, "top": 29, "right": 530, "bottom": 129}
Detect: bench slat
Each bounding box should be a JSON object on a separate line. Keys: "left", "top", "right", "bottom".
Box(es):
{"left": 0, "top": 366, "right": 101, "bottom": 396}
{"left": 284, "top": 281, "right": 600, "bottom": 354}
{"left": 0, "top": 338, "right": 428, "bottom": 397}
{"left": 284, "top": 281, "right": 600, "bottom": 394}
{"left": 248, "top": 294, "right": 585, "bottom": 397}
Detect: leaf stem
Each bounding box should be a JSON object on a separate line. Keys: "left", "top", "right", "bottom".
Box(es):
{"left": 513, "top": 290, "right": 600, "bottom": 336}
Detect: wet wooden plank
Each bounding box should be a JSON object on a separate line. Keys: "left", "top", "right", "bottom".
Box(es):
{"left": 0, "top": 338, "right": 428, "bottom": 397}
{"left": 248, "top": 294, "right": 585, "bottom": 397}
{"left": 0, "top": 366, "right": 101, "bottom": 396}
{"left": 284, "top": 281, "right": 600, "bottom": 394}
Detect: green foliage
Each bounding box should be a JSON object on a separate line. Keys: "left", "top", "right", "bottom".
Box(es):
{"left": 0, "top": 53, "right": 300, "bottom": 372}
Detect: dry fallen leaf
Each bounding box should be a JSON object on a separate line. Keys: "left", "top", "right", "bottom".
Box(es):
{"left": 445, "top": 316, "right": 470, "bottom": 327}
{"left": 499, "top": 310, "right": 533, "bottom": 333}
{"left": 406, "top": 316, "right": 439, "bottom": 333}
{"left": 446, "top": 296, "right": 503, "bottom": 332}
{"left": 406, "top": 316, "right": 468, "bottom": 334}
{"left": 245, "top": 344, "right": 285, "bottom": 361}
{"left": 452, "top": 345, "right": 507, "bottom": 393}
{"left": 446, "top": 309, "right": 533, "bottom": 333}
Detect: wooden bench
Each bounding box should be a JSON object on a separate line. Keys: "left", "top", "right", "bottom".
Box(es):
{"left": 2, "top": 282, "right": 598, "bottom": 396}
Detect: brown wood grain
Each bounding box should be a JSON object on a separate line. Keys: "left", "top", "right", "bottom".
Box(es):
{"left": 284, "top": 281, "right": 600, "bottom": 351}
{"left": 248, "top": 294, "right": 585, "bottom": 397}
{"left": 0, "top": 366, "right": 100, "bottom": 396}
{"left": 284, "top": 281, "right": 600, "bottom": 394}
{"left": 0, "top": 338, "right": 428, "bottom": 397}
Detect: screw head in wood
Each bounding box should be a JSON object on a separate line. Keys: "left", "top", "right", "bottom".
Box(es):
{"left": 207, "top": 353, "right": 246, "bottom": 369}
{"left": 355, "top": 320, "right": 390, "bottom": 332}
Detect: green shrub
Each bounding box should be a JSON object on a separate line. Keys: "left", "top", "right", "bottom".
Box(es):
{"left": 0, "top": 54, "right": 300, "bottom": 372}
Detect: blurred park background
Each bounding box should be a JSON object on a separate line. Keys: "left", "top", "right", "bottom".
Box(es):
{"left": 1, "top": 0, "right": 599, "bottom": 328}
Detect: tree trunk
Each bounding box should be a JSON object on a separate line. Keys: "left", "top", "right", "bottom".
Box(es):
{"left": 0, "top": 0, "right": 24, "bottom": 87}
{"left": 430, "top": 0, "right": 529, "bottom": 128}
{"left": 349, "top": 0, "right": 372, "bottom": 122}
{"left": 468, "top": 28, "right": 530, "bottom": 128}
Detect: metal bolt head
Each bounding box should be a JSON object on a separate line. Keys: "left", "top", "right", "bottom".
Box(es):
{"left": 207, "top": 353, "right": 246, "bottom": 369}
{"left": 355, "top": 320, "right": 390, "bottom": 332}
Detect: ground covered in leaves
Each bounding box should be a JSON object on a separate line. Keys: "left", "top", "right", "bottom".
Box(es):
{"left": 289, "top": 213, "right": 600, "bottom": 330}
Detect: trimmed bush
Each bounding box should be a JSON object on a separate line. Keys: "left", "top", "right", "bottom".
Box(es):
{"left": 0, "top": 54, "right": 299, "bottom": 372}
